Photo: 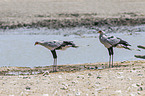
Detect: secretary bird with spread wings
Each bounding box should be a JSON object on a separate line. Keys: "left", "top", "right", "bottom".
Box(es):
{"left": 98, "top": 30, "right": 140, "bottom": 67}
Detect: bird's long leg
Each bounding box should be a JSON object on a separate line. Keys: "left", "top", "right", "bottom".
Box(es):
{"left": 112, "top": 54, "right": 113, "bottom": 67}
{"left": 109, "top": 55, "right": 111, "bottom": 68}
{"left": 53, "top": 59, "right": 55, "bottom": 71}
{"left": 51, "top": 50, "right": 57, "bottom": 72}
{"left": 54, "top": 58, "right": 57, "bottom": 72}
{"left": 53, "top": 58, "right": 56, "bottom": 72}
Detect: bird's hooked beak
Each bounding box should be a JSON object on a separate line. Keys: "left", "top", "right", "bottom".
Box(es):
{"left": 34, "top": 42, "right": 39, "bottom": 46}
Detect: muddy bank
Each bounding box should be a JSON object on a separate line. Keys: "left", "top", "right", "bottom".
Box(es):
{"left": 1, "top": 16, "right": 145, "bottom": 29}
{"left": 0, "top": 60, "right": 144, "bottom": 76}
{"left": 0, "top": 62, "right": 106, "bottom": 75}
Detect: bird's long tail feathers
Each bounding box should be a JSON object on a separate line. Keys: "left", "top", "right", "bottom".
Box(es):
{"left": 73, "top": 45, "right": 90, "bottom": 48}
{"left": 124, "top": 46, "right": 141, "bottom": 51}
{"left": 72, "top": 45, "right": 79, "bottom": 48}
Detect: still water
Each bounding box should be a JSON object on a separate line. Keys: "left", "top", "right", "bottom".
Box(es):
{"left": 0, "top": 26, "right": 145, "bottom": 67}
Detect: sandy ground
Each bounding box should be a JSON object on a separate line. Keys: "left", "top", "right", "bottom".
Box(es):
{"left": 0, "top": 61, "right": 145, "bottom": 96}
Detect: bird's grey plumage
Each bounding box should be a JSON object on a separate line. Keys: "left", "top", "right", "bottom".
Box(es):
{"left": 35, "top": 40, "right": 78, "bottom": 72}
{"left": 35, "top": 40, "right": 78, "bottom": 51}
{"left": 99, "top": 31, "right": 131, "bottom": 49}
{"left": 98, "top": 30, "right": 132, "bottom": 68}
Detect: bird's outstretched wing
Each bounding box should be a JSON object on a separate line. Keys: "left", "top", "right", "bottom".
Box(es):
{"left": 56, "top": 41, "right": 78, "bottom": 50}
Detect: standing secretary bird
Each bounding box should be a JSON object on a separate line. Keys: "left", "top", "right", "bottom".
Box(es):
{"left": 35, "top": 40, "right": 78, "bottom": 72}
{"left": 98, "top": 30, "right": 140, "bottom": 68}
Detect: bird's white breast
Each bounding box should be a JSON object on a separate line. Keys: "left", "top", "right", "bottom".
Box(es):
{"left": 99, "top": 35, "right": 112, "bottom": 48}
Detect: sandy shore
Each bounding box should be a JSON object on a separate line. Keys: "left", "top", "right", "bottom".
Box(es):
{"left": 1, "top": 0, "right": 145, "bottom": 29}
{"left": 0, "top": 60, "right": 145, "bottom": 95}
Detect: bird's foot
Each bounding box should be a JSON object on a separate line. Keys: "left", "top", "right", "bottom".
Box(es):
{"left": 53, "top": 70, "right": 57, "bottom": 72}
{"left": 49, "top": 70, "right": 58, "bottom": 73}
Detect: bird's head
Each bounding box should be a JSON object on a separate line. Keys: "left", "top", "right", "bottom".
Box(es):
{"left": 98, "top": 30, "right": 105, "bottom": 35}
{"left": 98, "top": 30, "right": 102, "bottom": 34}
{"left": 34, "top": 42, "right": 39, "bottom": 45}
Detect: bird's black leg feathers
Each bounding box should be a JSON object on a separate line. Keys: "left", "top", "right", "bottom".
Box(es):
{"left": 51, "top": 50, "right": 57, "bottom": 72}
{"left": 108, "top": 48, "right": 111, "bottom": 56}
{"left": 108, "top": 48, "right": 111, "bottom": 68}
{"left": 51, "top": 50, "right": 57, "bottom": 59}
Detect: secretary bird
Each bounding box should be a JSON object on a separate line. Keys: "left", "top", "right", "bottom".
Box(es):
{"left": 98, "top": 30, "right": 140, "bottom": 67}
{"left": 35, "top": 40, "right": 78, "bottom": 72}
